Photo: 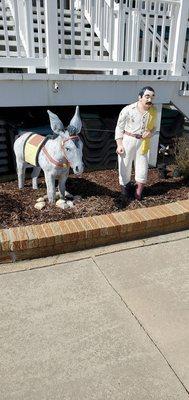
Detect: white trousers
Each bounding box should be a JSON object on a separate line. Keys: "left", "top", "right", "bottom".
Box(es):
{"left": 118, "top": 135, "right": 148, "bottom": 186}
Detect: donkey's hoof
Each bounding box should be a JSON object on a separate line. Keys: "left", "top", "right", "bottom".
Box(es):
{"left": 56, "top": 199, "right": 70, "bottom": 209}
{"left": 67, "top": 200, "right": 74, "bottom": 208}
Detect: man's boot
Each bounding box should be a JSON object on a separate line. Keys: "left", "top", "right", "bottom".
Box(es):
{"left": 120, "top": 183, "right": 131, "bottom": 206}
{"left": 135, "top": 182, "right": 144, "bottom": 201}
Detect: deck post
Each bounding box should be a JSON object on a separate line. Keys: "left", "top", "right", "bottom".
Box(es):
{"left": 130, "top": 10, "right": 140, "bottom": 75}
{"left": 23, "top": 0, "right": 36, "bottom": 73}
{"left": 148, "top": 104, "right": 162, "bottom": 167}
{"left": 44, "top": 0, "right": 59, "bottom": 74}
{"left": 172, "top": 0, "right": 189, "bottom": 76}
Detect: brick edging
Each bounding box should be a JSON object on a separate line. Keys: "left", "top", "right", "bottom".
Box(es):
{"left": 0, "top": 200, "right": 189, "bottom": 263}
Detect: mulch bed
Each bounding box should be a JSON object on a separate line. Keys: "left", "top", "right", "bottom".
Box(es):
{"left": 0, "top": 167, "right": 188, "bottom": 229}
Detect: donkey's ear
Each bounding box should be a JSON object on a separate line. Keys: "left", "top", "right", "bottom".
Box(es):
{"left": 47, "top": 110, "right": 64, "bottom": 134}
{"left": 69, "top": 106, "right": 82, "bottom": 134}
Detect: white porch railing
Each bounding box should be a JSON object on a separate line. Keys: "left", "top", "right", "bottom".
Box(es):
{"left": 84, "top": 0, "right": 188, "bottom": 76}
{"left": 0, "top": 0, "right": 188, "bottom": 77}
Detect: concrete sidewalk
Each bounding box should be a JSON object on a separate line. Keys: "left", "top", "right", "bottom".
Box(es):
{"left": 0, "top": 230, "right": 189, "bottom": 400}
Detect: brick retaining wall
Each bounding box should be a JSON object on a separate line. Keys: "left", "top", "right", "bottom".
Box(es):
{"left": 0, "top": 200, "right": 189, "bottom": 263}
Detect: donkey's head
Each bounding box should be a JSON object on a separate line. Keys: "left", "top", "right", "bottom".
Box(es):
{"left": 47, "top": 107, "right": 84, "bottom": 175}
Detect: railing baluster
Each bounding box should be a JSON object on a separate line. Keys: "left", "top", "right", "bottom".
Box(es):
{"left": 100, "top": 0, "right": 104, "bottom": 59}
{"left": 36, "top": 0, "right": 43, "bottom": 58}
{"left": 1, "top": 0, "right": 10, "bottom": 57}
{"left": 135, "top": 1, "right": 141, "bottom": 62}
{"left": 70, "top": 0, "right": 75, "bottom": 57}
{"left": 151, "top": 1, "right": 158, "bottom": 62}
{"left": 118, "top": 0, "right": 125, "bottom": 61}
{"left": 159, "top": 2, "right": 166, "bottom": 62}
{"left": 97, "top": 0, "right": 100, "bottom": 29}
{"left": 90, "top": 0, "right": 95, "bottom": 59}
{"left": 125, "top": 0, "right": 133, "bottom": 62}
{"left": 167, "top": 3, "right": 178, "bottom": 63}
{"left": 24, "top": 0, "right": 35, "bottom": 58}
{"left": 60, "top": 0, "right": 65, "bottom": 59}
{"left": 80, "top": 0, "right": 85, "bottom": 58}
{"left": 142, "top": 1, "right": 149, "bottom": 62}
{"left": 108, "top": 0, "right": 114, "bottom": 59}
{"left": 131, "top": 11, "right": 139, "bottom": 62}
{"left": 12, "top": 0, "right": 21, "bottom": 57}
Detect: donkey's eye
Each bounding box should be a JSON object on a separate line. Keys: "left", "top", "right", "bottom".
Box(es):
{"left": 65, "top": 147, "right": 71, "bottom": 152}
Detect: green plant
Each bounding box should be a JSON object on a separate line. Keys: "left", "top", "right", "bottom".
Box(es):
{"left": 172, "top": 137, "right": 189, "bottom": 180}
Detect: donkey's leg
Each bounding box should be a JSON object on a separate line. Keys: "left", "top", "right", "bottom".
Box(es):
{"left": 31, "top": 166, "right": 41, "bottom": 190}
{"left": 16, "top": 161, "right": 26, "bottom": 189}
{"left": 58, "top": 172, "right": 69, "bottom": 199}
{"left": 44, "top": 172, "right": 56, "bottom": 203}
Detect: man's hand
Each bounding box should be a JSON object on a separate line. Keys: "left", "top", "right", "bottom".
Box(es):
{"left": 116, "top": 138, "right": 125, "bottom": 155}
{"left": 116, "top": 144, "right": 125, "bottom": 155}
{"left": 142, "top": 130, "right": 152, "bottom": 139}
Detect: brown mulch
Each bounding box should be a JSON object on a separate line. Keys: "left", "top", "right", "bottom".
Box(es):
{"left": 0, "top": 167, "right": 188, "bottom": 229}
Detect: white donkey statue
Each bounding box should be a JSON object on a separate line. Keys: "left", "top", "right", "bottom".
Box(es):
{"left": 14, "top": 106, "right": 84, "bottom": 203}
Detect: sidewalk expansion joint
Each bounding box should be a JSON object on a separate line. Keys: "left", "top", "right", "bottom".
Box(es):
{"left": 92, "top": 257, "right": 189, "bottom": 397}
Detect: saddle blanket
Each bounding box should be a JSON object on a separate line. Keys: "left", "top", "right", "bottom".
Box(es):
{"left": 24, "top": 133, "right": 47, "bottom": 166}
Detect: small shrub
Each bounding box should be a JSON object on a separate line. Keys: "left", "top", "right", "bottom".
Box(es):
{"left": 172, "top": 137, "right": 189, "bottom": 180}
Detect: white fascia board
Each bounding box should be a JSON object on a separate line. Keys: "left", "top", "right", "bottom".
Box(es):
{"left": 0, "top": 73, "right": 188, "bottom": 83}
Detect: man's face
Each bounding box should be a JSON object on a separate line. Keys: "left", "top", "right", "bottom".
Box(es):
{"left": 139, "top": 89, "right": 155, "bottom": 109}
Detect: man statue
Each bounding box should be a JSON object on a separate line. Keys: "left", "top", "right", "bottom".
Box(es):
{"left": 115, "top": 86, "right": 157, "bottom": 204}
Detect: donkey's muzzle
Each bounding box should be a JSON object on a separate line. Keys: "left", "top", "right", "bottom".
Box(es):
{"left": 74, "top": 164, "right": 84, "bottom": 174}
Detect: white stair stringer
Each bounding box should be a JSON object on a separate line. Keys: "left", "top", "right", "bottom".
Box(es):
{"left": 172, "top": 94, "right": 189, "bottom": 120}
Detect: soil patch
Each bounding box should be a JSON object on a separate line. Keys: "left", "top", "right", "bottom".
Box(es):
{"left": 0, "top": 167, "right": 188, "bottom": 229}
